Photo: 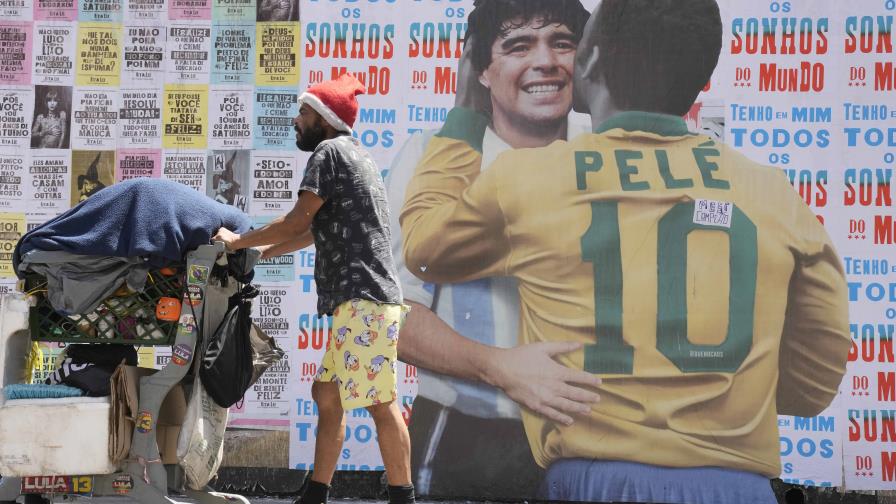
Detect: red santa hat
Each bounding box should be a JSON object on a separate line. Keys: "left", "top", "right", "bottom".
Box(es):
{"left": 298, "top": 74, "right": 366, "bottom": 133}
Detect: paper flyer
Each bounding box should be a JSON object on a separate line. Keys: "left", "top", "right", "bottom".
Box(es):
{"left": 34, "top": 0, "right": 77, "bottom": 21}
{"left": 161, "top": 149, "right": 205, "bottom": 192}
{"left": 0, "top": 211, "right": 25, "bottom": 277}
{"left": 0, "top": 22, "right": 33, "bottom": 85}
{"left": 71, "top": 87, "right": 119, "bottom": 150}
{"left": 115, "top": 147, "right": 160, "bottom": 181}
{"left": 78, "top": 0, "right": 122, "bottom": 23}
{"left": 210, "top": 23, "right": 254, "bottom": 85}
{"left": 0, "top": 87, "right": 34, "bottom": 149}
{"left": 122, "top": 24, "right": 166, "bottom": 85}
{"left": 211, "top": 0, "right": 253, "bottom": 23}
{"left": 27, "top": 150, "right": 71, "bottom": 213}
{"left": 32, "top": 22, "right": 76, "bottom": 86}
{"left": 124, "top": 0, "right": 165, "bottom": 22}
{"left": 166, "top": 23, "right": 211, "bottom": 84}
{"left": 252, "top": 87, "right": 297, "bottom": 150}
{"left": 255, "top": 22, "right": 299, "bottom": 87}
{"left": 248, "top": 150, "right": 297, "bottom": 216}
{"left": 118, "top": 87, "right": 162, "bottom": 148}
{"left": 0, "top": 150, "right": 30, "bottom": 212}
{"left": 75, "top": 23, "right": 122, "bottom": 87}
{"left": 162, "top": 84, "right": 207, "bottom": 148}
{"left": 209, "top": 86, "right": 252, "bottom": 149}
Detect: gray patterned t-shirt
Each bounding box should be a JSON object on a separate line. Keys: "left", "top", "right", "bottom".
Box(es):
{"left": 299, "top": 135, "right": 403, "bottom": 316}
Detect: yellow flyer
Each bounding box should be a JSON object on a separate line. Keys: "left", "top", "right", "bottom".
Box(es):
{"left": 0, "top": 212, "right": 25, "bottom": 278}
{"left": 255, "top": 22, "right": 300, "bottom": 87}
{"left": 76, "top": 23, "right": 123, "bottom": 87}
{"left": 163, "top": 84, "right": 209, "bottom": 149}
{"left": 137, "top": 347, "right": 156, "bottom": 368}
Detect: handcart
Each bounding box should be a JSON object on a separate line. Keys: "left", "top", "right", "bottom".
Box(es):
{"left": 0, "top": 242, "right": 253, "bottom": 504}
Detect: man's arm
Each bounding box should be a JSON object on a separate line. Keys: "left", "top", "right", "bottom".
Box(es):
{"left": 400, "top": 108, "right": 509, "bottom": 284}
{"left": 399, "top": 301, "right": 601, "bottom": 426}
{"left": 388, "top": 133, "right": 601, "bottom": 424}
{"left": 257, "top": 229, "right": 314, "bottom": 259}
{"left": 214, "top": 190, "right": 324, "bottom": 251}
{"left": 776, "top": 202, "right": 851, "bottom": 417}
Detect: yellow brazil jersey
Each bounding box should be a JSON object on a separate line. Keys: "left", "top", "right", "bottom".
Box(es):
{"left": 400, "top": 109, "right": 850, "bottom": 477}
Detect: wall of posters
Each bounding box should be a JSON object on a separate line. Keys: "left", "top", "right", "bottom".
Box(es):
{"left": 0, "top": 0, "right": 894, "bottom": 499}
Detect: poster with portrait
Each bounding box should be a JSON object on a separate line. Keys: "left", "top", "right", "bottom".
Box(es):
{"left": 255, "top": 0, "right": 294, "bottom": 22}
{"left": 70, "top": 149, "right": 113, "bottom": 205}
{"left": 205, "top": 148, "right": 248, "bottom": 211}
{"left": 30, "top": 85, "right": 69, "bottom": 149}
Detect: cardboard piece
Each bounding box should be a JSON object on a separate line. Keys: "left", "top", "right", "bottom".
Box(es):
{"left": 109, "top": 365, "right": 187, "bottom": 465}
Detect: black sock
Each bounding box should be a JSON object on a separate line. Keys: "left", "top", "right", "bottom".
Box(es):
{"left": 300, "top": 480, "right": 330, "bottom": 504}
{"left": 387, "top": 484, "right": 415, "bottom": 504}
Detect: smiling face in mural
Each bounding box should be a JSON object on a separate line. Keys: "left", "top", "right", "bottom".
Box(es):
{"left": 479, "top": 19, "right": 577, "bottom": 129}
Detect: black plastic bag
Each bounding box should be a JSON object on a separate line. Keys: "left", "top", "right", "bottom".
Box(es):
{"left": 200, "top": 284, "right": 256, "bottom": 408}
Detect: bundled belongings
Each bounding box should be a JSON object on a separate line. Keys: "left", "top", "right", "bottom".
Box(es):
{"left": 28, "top": 267, "right": 184, "bottom": 344}
{"left": 14, "top": 178, "right": 253, "bottom": 315}
{"left": 45, "top": 344, "right": 137, "bottom": 396}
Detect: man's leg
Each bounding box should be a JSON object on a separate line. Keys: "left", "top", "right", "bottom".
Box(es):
{"left": 299, "top": 381, "right": 345, "bottom": 504}
{"left": 367, "top": 401, "right": 412, "bottom": 485}
{"left": 310, "top": 381, "right": 346, "bottom": 484}
{"left": 368, "top": 401, "right": 415, "bottom": 504}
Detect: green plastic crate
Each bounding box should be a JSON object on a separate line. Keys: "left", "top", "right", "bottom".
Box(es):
{"left": 27, "top": 268, "right": 186, "bottom": 345}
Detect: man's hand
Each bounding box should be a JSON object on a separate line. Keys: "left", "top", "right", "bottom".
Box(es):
{"left": 488, "top": 342, "right": 602, "bottom": 426}
{"left": 212, "top": 227, "right": 240, "bottom": 251}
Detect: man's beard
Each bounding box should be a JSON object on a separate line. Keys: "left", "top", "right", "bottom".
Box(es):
{"left": 296, "top": 123, "right": 327, "bottom": 151}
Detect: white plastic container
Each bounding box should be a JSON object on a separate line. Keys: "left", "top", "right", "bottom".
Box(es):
{"left": 0, "top": 293, "right": 117, "bottom": 477}
{"left": 0, "top": 395, "right": 118, "bottom": 476}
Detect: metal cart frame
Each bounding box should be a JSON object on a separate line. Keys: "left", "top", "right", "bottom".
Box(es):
{"left": 0, "top": 243, "right": 250, "bottom": 504}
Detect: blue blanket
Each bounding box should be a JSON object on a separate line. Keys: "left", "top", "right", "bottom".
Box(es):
{"left": 14, "top": 178, "right": 253, "bottom": 274}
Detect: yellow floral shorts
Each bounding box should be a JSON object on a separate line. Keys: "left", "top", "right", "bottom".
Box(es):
{"left": 315, "top": 299, "right": 410, "bottom": 410}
